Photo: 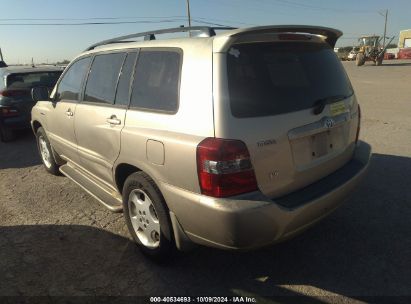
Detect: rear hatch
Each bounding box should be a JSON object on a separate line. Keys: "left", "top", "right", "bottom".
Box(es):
{"left": 1, "top": 71, "right": 62, "bottom": 116}
{"left": 214, "top": 35, "right": 360, "bottom": 198}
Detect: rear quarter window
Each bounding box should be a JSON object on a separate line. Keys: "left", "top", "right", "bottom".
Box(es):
{"left": 130, "top": 48, "right": 182, "bottom": 113}
{"left": 227, "top": 42, "right": 353, "bottom": 118}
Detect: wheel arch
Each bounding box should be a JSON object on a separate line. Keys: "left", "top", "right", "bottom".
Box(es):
{"left": 33, "top": 121, "right": 65, "bottom": 166}
{"left": 114, "top": 163, "right": 143, "bottom": 195}
{"left": 115, "top": 163, "right": 194, "bottom": 251}
{"left": 32, "top": 120, "right": 42, "bottom": 134}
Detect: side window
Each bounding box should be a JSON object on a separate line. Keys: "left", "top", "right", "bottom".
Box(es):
{"left": 115, "top": 52, "right": 137, "bottom": 106}
{"left": 56, "top": 57, "right": 91, "bottom": 102}
{"left": 84, "top": 52, "right": 126, "bottom": 104}
{"left": 130, "top": 49, "right": 181, "bottom": 113}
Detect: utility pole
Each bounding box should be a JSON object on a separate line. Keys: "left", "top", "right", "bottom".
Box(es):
{"left": 186, "top": 0, "right": 192, "bottom": 28}
{"left": 379, "top": 9, "right": 388, "bottom": 47}
{"left": 0, "top": 48, "right": 6, "bottom": 67}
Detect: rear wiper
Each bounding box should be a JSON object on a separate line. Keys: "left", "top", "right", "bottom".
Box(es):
{"left": 312, "top": 95, "right": 348, "bottom": 115}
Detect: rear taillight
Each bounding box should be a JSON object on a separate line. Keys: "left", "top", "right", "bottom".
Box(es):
{"left": 0, "top": 89, "right": 28, "bottom": 97}
{"left": 0, "top": 106, "right": 19, "bottom": 117}
{"left": 196, "top": 137, "right": 258, "bottom": 198}
{"left": 355, "top": 104, "right": 361, "bottom": 143}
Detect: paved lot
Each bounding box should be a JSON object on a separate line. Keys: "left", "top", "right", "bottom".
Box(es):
{"left": 1, "top": 60, "right": 411, "bottom": 302}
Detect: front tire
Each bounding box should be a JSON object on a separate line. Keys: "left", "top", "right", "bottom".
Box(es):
{"left": 123, "top": 171, "right": 175, "bottom": 260}
{"left": 356, "top": 53, "right": 365, "bottom": 66}
{"left": 36, "top": 127, "right": 60, "bottom": 175}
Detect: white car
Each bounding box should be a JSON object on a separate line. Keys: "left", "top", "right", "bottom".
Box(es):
{"left": 348, "top": 48, "right": 359, "bottom": 60}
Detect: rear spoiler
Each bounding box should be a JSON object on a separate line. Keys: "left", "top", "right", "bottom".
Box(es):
{"left": 223, "top": 25, "right": 343, "bottom": 48}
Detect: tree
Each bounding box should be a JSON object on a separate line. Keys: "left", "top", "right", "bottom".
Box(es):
{"left": 338, "top": 46, "right": 353, "bottom": 53}
{"left": 56, "top": 59, "right": 70, "bottom": 65}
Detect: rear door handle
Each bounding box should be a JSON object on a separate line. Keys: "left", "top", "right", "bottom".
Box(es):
{"left": 106, "top": 115, "right": 121, "bottom": 125}
{"left": 65, "top": 109, "right": 74, "bottom": 117}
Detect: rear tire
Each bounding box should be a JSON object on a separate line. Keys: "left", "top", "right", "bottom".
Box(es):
{"left": 123, "top": 171, "right": 175, "bottom": 261}
{"left": 36, "top": 127, "right": 60, "bottom": 175}
{"left": 356, "top": 53, "right": 365, "bottom": 66}
{"left": 0, "top": 125, "right": 16, "bottom": 142}
{"left": 376, "top": 56, "right": 383, "bottom": 66}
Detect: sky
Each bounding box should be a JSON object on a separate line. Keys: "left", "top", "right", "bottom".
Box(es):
{"left": 1, "top": 0, "right": 410, "bottom": 64}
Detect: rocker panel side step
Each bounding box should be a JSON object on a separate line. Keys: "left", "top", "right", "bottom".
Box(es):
{"left": 59, "top": 163, "right": 123, "bottom": 212}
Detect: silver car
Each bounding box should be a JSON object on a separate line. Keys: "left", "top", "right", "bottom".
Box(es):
{"left": 31, "top": 25, "right": 371, "bottom": 259}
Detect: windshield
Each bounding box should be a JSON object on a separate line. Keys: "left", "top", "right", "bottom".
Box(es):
{"left": 227, "top": 41, "right": 354, "bottom": 118}
{"left": 359, "top": 37, "right": 378, "bottom": 46}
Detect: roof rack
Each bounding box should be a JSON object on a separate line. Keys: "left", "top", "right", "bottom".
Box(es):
{"left": 85, "top": 26, "right": 236, "bottom": 51}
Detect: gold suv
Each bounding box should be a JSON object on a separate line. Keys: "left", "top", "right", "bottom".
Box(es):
{"left": 31, "top": 25, "right": 371, "bottom": 259}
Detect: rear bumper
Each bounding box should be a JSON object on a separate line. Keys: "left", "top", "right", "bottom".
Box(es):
{"left": 161, "top": 141, "right": 371, "bottom": 250}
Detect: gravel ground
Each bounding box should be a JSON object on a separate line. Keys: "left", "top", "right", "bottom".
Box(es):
{"left": 1, "top": 59, "right": 411, "bottom": 302}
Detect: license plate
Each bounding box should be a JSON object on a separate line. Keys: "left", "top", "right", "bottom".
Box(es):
{"left": 312, "top": 132, "right": 329, "bottom": 158}
{"left": 330, "top": 101, "right": 347, "bottom": 116}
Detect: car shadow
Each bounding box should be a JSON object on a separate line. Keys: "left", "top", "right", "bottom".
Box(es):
{"left": 360, "top": 61, "right": 411, "bottom": 67}
{"left": 1, "top": 153, "right": 410, "bottom": 300}
{"left": 0, "top": 129, "right": 41, "bottom": 169}
{"left": 0, "top": 224, "right": 327, "bottom": 302}
{"left": 384, "top": 63, "right": 411, "bottom": 66}
{"left": 381, "top": 61, "right": 411, "bottom": 66}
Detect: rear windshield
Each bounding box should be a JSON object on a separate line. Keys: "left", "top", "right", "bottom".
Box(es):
{"left": 227, "top": 42, "right": 354, "bottom": 118}
{"left": 6, "top": 71, "right": 62, "bottom": 89}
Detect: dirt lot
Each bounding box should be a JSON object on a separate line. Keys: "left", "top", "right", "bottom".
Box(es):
{"left": 1, "top": 60, "right": 411, "bottom": 302}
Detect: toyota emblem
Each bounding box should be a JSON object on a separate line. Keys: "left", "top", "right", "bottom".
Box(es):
{"left": 324, "top": 118, "right": 335, "bottom": 128}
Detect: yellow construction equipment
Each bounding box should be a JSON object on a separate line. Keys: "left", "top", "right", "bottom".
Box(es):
{"left": 356, "top": 35, "right": 395, "bottom": 66}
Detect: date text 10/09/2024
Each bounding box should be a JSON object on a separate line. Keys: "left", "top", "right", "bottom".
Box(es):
{"left": 150, "top": 297, "right": 257, "bottom": 303}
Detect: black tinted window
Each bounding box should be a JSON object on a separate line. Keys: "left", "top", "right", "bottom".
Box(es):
{"left": 227, "top": 42, "right": 354, "bottom": 118}
{"left": 57, "top": 57, "right": 91, "bottom": 101}
{"left": 7, "top": 72, "right": 62, "bottom": 89}
{"left": 84, "top": 53, "right": 126, "bottom": 104}
{"left": 130, "top": 49, "right": 181, "bottom": 112}
{"left": 115, "top": 52, "right": 137, "bottom": 106}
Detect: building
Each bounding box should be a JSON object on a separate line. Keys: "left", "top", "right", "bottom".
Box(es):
{"left": 398, "top": 29, "right": 411, "bottom": 48}
{"left": 398, "top": 29, "right": 411, "bottom": 59}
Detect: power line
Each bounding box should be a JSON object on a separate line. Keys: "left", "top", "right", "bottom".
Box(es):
{"left": 0, "top": 20, "right": 233, "bottom": 27}
{"left": 0, "top": 19, "right": 235, "bottom": 28}
{"left": 0, "top": 15, "right": 251, "bottom": 27}
{"left": 0, "top": 16, "right": 245, "bottom": 28}
{"left": 0, "top": 20, "right": 189, "bottom": 26}
{"left": 191, "top": 19, "right": 231, "bottom": 27}
{"left": 194, "top": 17, "right": 256, "bottom": 26}
{"left": 0, "top": 16, "right": 185, "bottom": 21}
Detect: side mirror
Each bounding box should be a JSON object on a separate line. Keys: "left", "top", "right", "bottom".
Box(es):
{"left": 31, "top": 87, "right": 50, "bottom": 102}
